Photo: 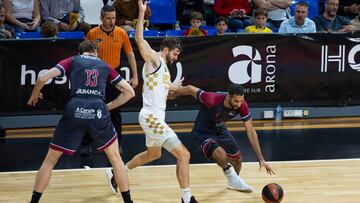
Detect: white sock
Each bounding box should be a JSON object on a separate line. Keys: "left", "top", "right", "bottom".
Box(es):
{"left": 181, "top": 188, "right": 191, "bottom": 203}
{"left": 223, "top": 166, "right": 238, "bottom": 181}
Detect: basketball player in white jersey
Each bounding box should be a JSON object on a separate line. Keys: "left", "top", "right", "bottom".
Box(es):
{"left": 105, "top": 1, "right": 198, "bottom": 202}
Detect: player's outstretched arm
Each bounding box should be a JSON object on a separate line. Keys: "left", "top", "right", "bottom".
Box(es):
{"left": 107, "top": 79, "right": 135, "bottom": 110}
{"left": 27, "top": 67, "right": 61, "bottom": 107}
{"left": 135, "top": 0, "right": 159, "bottom": 69}
{"left": 176, "top": 85, "right": 200, "bottom": 98}
{"left": 243, "top": 119, "right": 276, "bottom": 175}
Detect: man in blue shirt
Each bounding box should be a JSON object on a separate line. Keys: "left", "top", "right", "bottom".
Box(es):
{"left": 279, "top": 1, "right": 316, "bottom": 33}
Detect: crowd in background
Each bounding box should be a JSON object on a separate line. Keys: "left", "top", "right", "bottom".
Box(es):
{"left": 0, "top": 0, "right": 360, "bottom": 39}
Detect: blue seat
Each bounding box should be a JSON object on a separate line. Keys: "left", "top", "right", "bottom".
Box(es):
{"left": 165, "top": 30, "right": 184, "bottom": 36}
{"left": 148, "top": 0, "right": 176, "bottom": 24}
{"left": 16, "top": 32, "right": 41, "bottom": 39}
{"left": 57, "top": 31, "right": 85, "bottom": 39}
{"left": 290, "top": 0, "right": 319, "bottom": 20}
{"left": 207, "top": 29, "right": 217, "bottom": 36}
{"left": 143, "top": 30, "right": 160, "bottom": 37}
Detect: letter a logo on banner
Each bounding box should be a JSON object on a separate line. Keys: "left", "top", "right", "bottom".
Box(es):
{"left": 228, "top": 45, "right": 262, "bottom": 84}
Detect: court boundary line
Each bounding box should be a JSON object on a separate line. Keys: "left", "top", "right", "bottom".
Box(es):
{"left": 1, "top": 158, "right": 359, "bottom": 175}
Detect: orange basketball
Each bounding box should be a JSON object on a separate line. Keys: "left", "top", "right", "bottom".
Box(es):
{"left": 262, "top": 183, "right": 284, "bottom": 203}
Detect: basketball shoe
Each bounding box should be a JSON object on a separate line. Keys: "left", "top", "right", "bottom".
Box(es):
{"left": 223, "top": 166, "right": 253, "bottom": 192}
{"left": 181, "top": 196, "right": 198, "bottom": 203}
{"left": 105, "top": 168, "right": 118, "bottom": 194}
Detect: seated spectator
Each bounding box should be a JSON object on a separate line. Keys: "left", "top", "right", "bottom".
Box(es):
{"left": 313, "top": 0, "right": 355, "bottom": 33}
{"left": 113, "top": 0, "right": 151, "bottom": 32}
{"left": 338, "top": 0, "right": 360, "bottom": 20}
{"left": 41, "top": 0, "right": 91, "bottom": 35}
{"left": 0, "top": 4, "right": 14, "bottom": 38}
{"left": 215, "top": 0, "right": 252, "bottom": 32}
{"left": 351, "top": 6, "right": 360, "bottom": 30}
{"left": 40, "top": 21, "right": 57, "bottom": 37}
{"left": 215, "top": 16, "right": 229, "bottom": 35}
{"left": 183, "top": 11, "right": 208, "bottom": 36}
{"left": 278, "top": 1, "right": 316, "bottom": 33}
{"left": 244, "top": 8, "right": 272, "bottom": 33}
{"left": 3, "top": 0, "right": 41, "bottom": 32}
{"left": 253, "top": 0, "right": 291, "bottom": 30}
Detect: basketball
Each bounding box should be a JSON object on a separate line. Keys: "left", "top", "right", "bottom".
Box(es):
{"left": 262, "top": 183, "right": 284, "bottom": 203}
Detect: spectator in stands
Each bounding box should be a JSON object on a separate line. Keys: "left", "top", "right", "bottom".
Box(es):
{"left": 338, "top": 0, "right": 360, "bottom": 20}
{"left": 40, "top": 21, "right": 57, "bottom": 38}
{"left": 313, "top": 0, "right": 355, "bottom": 32}
{"left": 214, "top": 0, "right": 252, "bottom": 32}
{"left": 351, "top": 6, "right": 360, "bottom": 30}
{"left": 0, "top": 4, "right": 14, "bottom": 38}
{"left": 113, "top": 0, "right": 151, "bottom": 32}
{"left": 253, "top": 0, "right": 291, "bottom": 30}
{"left": 215, "top": 16, "right": 229, "bottom": 35}
{"left": 40, "top": 0, "right": 91, "bottom": 35}
{"left": 244, "top": 8, "right": 272, "bottom": 33}
{"left": 278, "top": 1, "right": 316, "bottom": 33}
{"left": 183, "top": 11, "right": 208, "bottom": 36}
{"left": 2, "top": 0, "right": 41, "bottom": 32}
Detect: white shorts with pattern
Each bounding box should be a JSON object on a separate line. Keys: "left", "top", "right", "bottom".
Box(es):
{"left": 139, "top": 107, "right": 177, "bottom": 148}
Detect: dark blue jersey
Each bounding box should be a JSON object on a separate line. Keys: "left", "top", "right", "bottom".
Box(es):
{"left": 193, "top": 90, "right": 251, "bottom": 133}
{"left": 55, "top": 55, "right": 122, "bottom": 101}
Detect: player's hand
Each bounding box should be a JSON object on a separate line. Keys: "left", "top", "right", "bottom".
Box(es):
{"left": 138, "top": 0, "right": 148, "bottom": 13}
{"left": 129, "top": 76, "right": 139, "bottom": 89}
{"left": 259, "top": 160, "right": 276, "bottom": 175}
{"left": 27, "top": 92, "right": 43, "bottom": 107}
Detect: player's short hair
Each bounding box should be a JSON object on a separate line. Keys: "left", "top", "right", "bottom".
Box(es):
{"left": 160, "top": 37, "right": 182, "bottom": 52}
{"left": 78, "top": 40, "right": 99, "bottom": 54}
{"left": 255, "top": 8, "right": 268, "bottom": 17}
{"left": 228, "top": 84, "right": 245, "bottom": 96}
{"left": 101, "top": 5, "right": 115, "bottom": 17}
{"left": 215, "top": 16, "right": 229, "bottom": 25}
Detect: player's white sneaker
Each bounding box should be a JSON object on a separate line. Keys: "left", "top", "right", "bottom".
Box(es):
{"left": 227, "top": 176, "right": 253, "bottom": 192}
{"left": 105, "top": 168, "right": 117, "bottom": 194}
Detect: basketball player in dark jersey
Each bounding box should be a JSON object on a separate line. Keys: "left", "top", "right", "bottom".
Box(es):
{"left": 177, "top": 84, "right": 275, "bottom": 192}
{"left": 27, "top": 40, "right": 135, "bottom": 203}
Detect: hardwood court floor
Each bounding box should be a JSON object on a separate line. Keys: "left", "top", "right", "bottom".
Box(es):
{"left": 0, "top": 159, "right": 359, "bottom": 203}
{"left": 1, "top": 117, "right": 360, "bottom": 202}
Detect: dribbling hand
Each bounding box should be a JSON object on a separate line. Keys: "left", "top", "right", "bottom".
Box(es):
{"left": 27, "top": 92, "right": 43, "bottom": 107}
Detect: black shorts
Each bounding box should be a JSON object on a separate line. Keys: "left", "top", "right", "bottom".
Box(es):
{"left": 192, "top": 130, "right": 241, "bottom": 160}
{"left": 50, "top": 98, "right": 117, "bottom": 155}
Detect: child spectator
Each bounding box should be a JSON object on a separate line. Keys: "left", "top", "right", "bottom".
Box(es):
{"left": 40, "top": 21, "right": 58, "bottom": 37}
{"left": 244, "top": 9, "right": 272, "bottom": 33}
{"left": 215, "top": 16, "right": 229, "bottom": 35}
{"left": 183, "top": 11, "right": 208, "bottom": 36}
{"left": 0, "top": 4, "right": 14, "bottom": 39}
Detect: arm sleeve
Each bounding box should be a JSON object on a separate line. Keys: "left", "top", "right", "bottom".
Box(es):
{"left": 239, "top": 100, "right": 251, "bottom": 122}
{"left": 108, "top": 65, "right": 123, "bottom": 85}
{"left": 55, "top": 57, "right": 73, "bottom": 77}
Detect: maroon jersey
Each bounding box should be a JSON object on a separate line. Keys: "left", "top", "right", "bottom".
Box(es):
{"left": 193, "top": 90, "right": 251, "bottom": 133}
{"left": 56, "top": 55, "right": 122, "bottom": 101}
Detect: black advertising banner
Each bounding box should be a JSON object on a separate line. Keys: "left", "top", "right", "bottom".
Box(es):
{"left": 1, "top": 34, "right": 360, "bottom": 116}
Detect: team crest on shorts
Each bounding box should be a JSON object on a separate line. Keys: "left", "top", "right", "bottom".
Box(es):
{"left": 97, "top": 109, "right": 102, "bottom": 118}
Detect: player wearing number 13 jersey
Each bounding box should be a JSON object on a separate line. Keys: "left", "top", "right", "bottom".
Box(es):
{"left": 27, "top": 40, "right": 135, "bottom": 203}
